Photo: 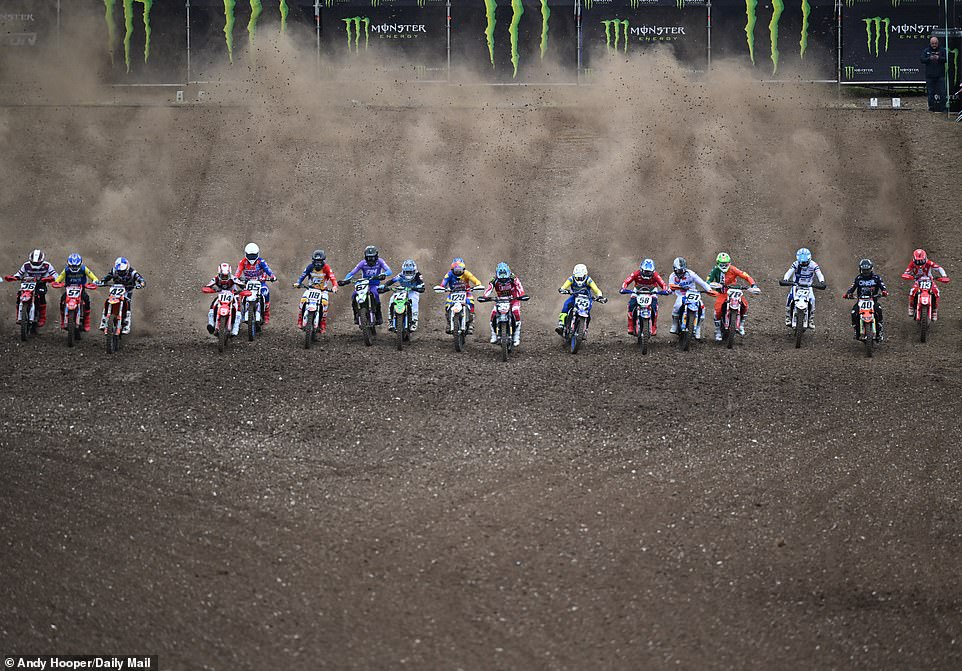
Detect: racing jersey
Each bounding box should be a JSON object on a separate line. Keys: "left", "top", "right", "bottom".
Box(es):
{"left": 622, "top": 270, "right": 668, "bottom": 292}
{"left": 12, "top": 261, "right": 56, "bottom": 281}
{"left": 901, "top": 259, "right": 948, "bottom": 281}
{"left": 383, "top": 271, "right": 425, "bottom": 291}
{"left": 560, "top": 275, "right": 603, "bottom": 297}
{"left": 235, "top": 257, "right": 275, "bottom": 282}
{"left": 484, "top": 276, "right": 526, "bottom": 299}
{"left": 783, "top": 260, "right": 825, "bottom": 287}
{"left": 100, "top": 269, "right": 145, "bottom": 291}
{"left": 55, "top": 265, "right": 99, "bottom": 287}
{"left": 297, "top": 262, "right": 337, "bottom": 289}
{"left": 344, "top": 258, "right": 392, "bottom": 281}
{"left": 668, "top": 270, "right": 712, "bottom": 295}
{"left": 706, "top": 264, "right": 755, "bottom": 288}
{"left": 441, "top": 268, "right": 482, "bottom": 292}
{"left": 846, "top": 273, "right": 888, "bottom": 298}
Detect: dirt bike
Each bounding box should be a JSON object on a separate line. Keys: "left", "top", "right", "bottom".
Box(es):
{"left": 240, "top": 278, "right": 270, "bottom": 342}
{"left": 559, "top": 289, "right": 607, "bottom": 354}
{"left": 712, "top": 283, "right": 760, "bottom": 350}
{"left": 435, "top": 285, "right": 484, "bottom": 352}
{"left": 389, "top": 285, "right": 420, "bottom": 351}
{"left": 855, "top": 292, "right": 882, "bottom": 358}
{"left": 478, "top": 294, "right": 529, "bottom": 362}
{"left": 911, "top": 276, "right": 948, "bottom": 343}
{"left": 779, "top": 280, "right": 826, "bottom": 349}
{"left": 102, "top": 284, "right": 139, "bottom": 354}
{"left": 296, "top": 285, "right": 329, "bottom": 350}
{"left": 5, "top": 276, "right": 51, "bottom": 342}
{"left": 338, "top": 275, "right": 385, "bottom": 347}
{"left": 202, "top": 286, "right": 249, "bottom": 353}
{"left": 51, "top": 281, "right": 97, "bottom": 348}
{"left": 620, "top": 287, "right": 668, "bottom": 355}
{"left": 673, "top": 287, "right": 708, "bottom": 352}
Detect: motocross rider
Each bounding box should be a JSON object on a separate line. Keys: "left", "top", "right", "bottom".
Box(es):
{"left": 667, "top": 257, "right": 715, "bottom": 339}
{"left": 54, "top": 253, "right": 100, "bottom": 332}
{"left": 706, "top": 252, "right": 760, "bottom": 341}
{"left": 439, "top": 257, "right": 484, "bottom": 334}
{"left": 234, "top": 242, "right": 277, "bottom": 324}
{"left": 482, "top": 262, "right": 527, "bottom": 347}
{"left": 901, "top": 248, "right": 950, "bottom": 320}
{"left": 4, "top": 249, "right": 57, "bottom": 327}
{"left": 783, "top": 248, "right": 826, "bottom": 328}
{"left": 382, "top": 259, "right": 426, "bottom": 332}
{"left": 621, "top": 259, "right": 669, "bottom": 336}
{"left": 844, "top": 258, "right": 888, "bottom": 341}
{"left": 340, "top": 245, "right": 392, "bottom": 326}
{"left": 204, "top": 263, "right": 244, "bottom": 336}
{"left": 98, "top": 256, "right": 146, "bottom": 334}
{"left": 555, "top": 264, "right": 605, "bottom": 336}
{"left": 293, "top": 249, "right": 338, "bottom": 334}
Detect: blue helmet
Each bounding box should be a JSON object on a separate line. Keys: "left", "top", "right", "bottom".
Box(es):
{"left": 114, "top": 256, "right": 130, "bottom": 275}
{"left": 495, "top": 262, "right": 511, "bottom": 280}
{"left": 640, "top": 258, "right": 655, "bottom": 279}
{"left": 796, "top": 248, "right": 812, "bottom": 266}
{"left": 401, "top": 259, "right": 417, "bottom": 279}
{"left": 66, "top": 253, "right": 82, "bottom": 272}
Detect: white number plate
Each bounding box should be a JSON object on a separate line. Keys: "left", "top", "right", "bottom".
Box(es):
{"left": 575, "top": 295, "right": 591, "bottom": 309}
{"left": 20, "top": 282, "right": 36, "bottom": 291}
{"left": 449, "top": 291, "right": 466, "bottom": 303}
{"left": 65, "top": 287, "right": 83, "bottom": 298}
{"left": 637, "top": 295, "right": 653, "bottom": 307}
{"left": 686, "top": 290, "right": 701, "bottom": 303}
{"left": 859, "top": 299, "right": 874, "bottom": 310}
{"left": 109, "top": 286, "right": 127, "bottom": 298}
{"left": 918, "top": 278, "right": 932, "bottom": 289}
{"left": 306, "top": 289, "right": 324, "bottom": 302}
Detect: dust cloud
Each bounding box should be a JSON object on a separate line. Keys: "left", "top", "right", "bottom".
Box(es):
{"left": 0, "top": 21, "right": 921, "bottom": 332}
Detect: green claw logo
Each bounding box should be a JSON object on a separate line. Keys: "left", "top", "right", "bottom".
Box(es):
{"left": 222, "top": 1, "right": 289, "bottom": 64}
{"left": 863, "top": 17, "right": 890, "bottom": 57}
{"left": 844, "top": 65, "right": 854, "bottom": 79}
{"left": 948, "top": 48, "right": 960, "bottom": 83}
{"left": 343, "top": 16, "right": 371, "bottom": 51}
{"left": 102, "top": 0, "right": 154, "bottom": 73}
{"left": 601, "top": 19, "right": 629, "bottom": 53}
{"left": 745, "top": 0, "right": 810, "bottom": 75}
{"left": 890, "top": 65, "right": 900, "bottom": 78}
{"left": 483, "top": 0, "right": 552, "bottom": 79}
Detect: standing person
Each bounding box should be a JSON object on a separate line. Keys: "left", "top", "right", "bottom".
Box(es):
{"left": 921, "top": 36, "right": 948, "bottom": 112}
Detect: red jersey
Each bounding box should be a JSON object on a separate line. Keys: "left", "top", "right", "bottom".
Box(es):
{"left": 902, "top": 259, "right": 948, "bottom": 281}
{"left": 483, "top": 276, "right": 525, "bottom": 299}
{"left": 622, "top": 270, "right": 668, "bottom": 291}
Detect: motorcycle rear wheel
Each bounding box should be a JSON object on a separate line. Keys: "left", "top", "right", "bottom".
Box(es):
{"left": 638, "top": 316, "right": 649, "bottom": 355}
{"left": 360, "top": 308, "right": 372, "bottom": 347}
{"left": 681, "top": 317, "right": 694, "bottom": 352}
{"left": 725, "top": 313, "right": 736, "bottom": 350}
{"left": 304, "top": 314, "right": 315, "bottom": 350}
{"left": 864, "top": 324, "right": 874, "bottom": 358}
{"left": 794, "top": 307, "right": 805, "bottom": 349}
{"left": 218, "top": 315, "right": 229, "bottom": 353}
{"left": 499, "top": 322, "right": 509, "bottom": 362}
{"left": 106, "top": 316, "right": 119, "bottom": 354}
{"left": 67, "top": 309, "right": 77, "bottom": 348}
{"left": 920, "top": 309, "right": 929, "bottom": 343}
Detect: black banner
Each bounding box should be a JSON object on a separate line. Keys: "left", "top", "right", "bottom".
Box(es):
{"left": 711, "top": 0, "right": 837, "bottom": 79}
{"left": 580, "top": 0, "right": 708, "bottom": 72}
{"left": 0, "top": 0, "right": 57, "bottom": 50}
{"left": 450, "top": 0, "right": 578, "bottom": 82}
{"left": 319, "top": 0, "right": 448, "bottom": 78}
{"left": 840, "top": 0, "right": 944, "bottom": 84}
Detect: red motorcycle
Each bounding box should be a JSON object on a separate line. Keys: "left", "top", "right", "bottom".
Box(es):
{"left": 102, "top": 284, "right": 129, "bottom": 354}
{"left": 912, "top": 276, "right": 949, "bottom": 343}
{"left": 4, "top": 275, "right": 52, "bottom": 342}
{"left": 202, "top": 286, "right": 251, "bottom": 353}
{"left": 51, "top": 281, "right": 98, "bottom": 348}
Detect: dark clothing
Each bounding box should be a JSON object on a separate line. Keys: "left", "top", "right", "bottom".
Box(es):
{"left": 922, "top": 46, "right": 947, "bottom": 111}
{"left": 845, "top": 273, "right": 887, "bottom": 299}
{"left": 100, "top": 269, "right": 145, "bottom": 292}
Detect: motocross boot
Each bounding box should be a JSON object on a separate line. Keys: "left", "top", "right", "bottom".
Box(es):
{"left": 83, "top": 310, "right": 91, "bottom": 332}
{"left": 738, "top": 316, "right": 746, "bottom": 337}
{"left": 489, "top": 323, "right": 498, "bottom": 344}
{"left": 714, "top": 319, "right": 723, "bottom": 341}
{"left": 297, "top": 312, "right": 304, "bottom": 329}
{"left": 100, "top": 312, "right": 108, "bottom": 331}
{"left": 627, "top": 315, "right": 635, "bottom": 335}
{"left": 37, "top": 304, "right": 47, "bottom": 328}
{"left": 466, "top": 314, "right": 474, "bottom": 335}
{"left": 785, "top": 307, "right": 792, "bottom": 327}
{"left": 263, "top": 302, "right": 271, "bottom": 325}
{"left": 207, "top": 309, "right": 216, "bottom": 335}
{"left": 320, "top": 317, "right": 327, "bottom": 335}
{"left": 650, "top": 312, "right": 658, "bottom": 336}
{"left": 694, "top": 322, "right": 702, "bottom": 340}
{"left": 375, "top": 302, "right": 383, "bottom": 326}
{"left": 932, "top": 308, "right": 939, "bottom": 322}
{"left": 670, "top": 315, "right": 680, "bottom": 334}
{"left": 410, "top": 314, "right": 419, "bottom": 332}
{"left": 122, "top": 312, "right": 131, "bottom": 335}
{"left": 513, "top": 323, "right": 522, "bottom": 347}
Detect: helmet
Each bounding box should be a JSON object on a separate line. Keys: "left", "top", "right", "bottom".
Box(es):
{"left": 572, "top": 264, "right": 588, "bottom": 283}
{"left": 913, "top": 248, "right": 928, "bottom": 267}
{"left": 218, "top": 263, "right": 232, "bottom": 281}
{"left": 859, "top": 258, "right": 874, "bottom": 277}
{"left": 312, "top": 249, "right": 326, "bottom": 269}
{"left": 640, "top": 258, "right": 655, "bottom": 280}
{"left": 28, "top": 249, "right": 45, "bottom": 269}
{"left": 716, "top": 252, "right": 731, "bottom": 272}
{"left": 364, "top": 245, "right": 379, "bottom": 265}
{"left": 401, "top": 259, "right": 417, "bottom": 279}
{"left": 114, "top": 256, "right": 131, "bottom": 277}
{"left": 244, "top": 243, "right": 260, "bottom": 263}
{"left": 796, "top": 248, "right": 812, "bottom": 267}
{"left": 496, "top": 262, "right": 511, "bottom": 280}
{"left": 66, "top": 253, "right": 83, "bottom": 272}
{"left": 451, "top": 257, "right": 466, "bottom": 277}
{"left": 672, "top": 257, "right": 687, "bottom": 274}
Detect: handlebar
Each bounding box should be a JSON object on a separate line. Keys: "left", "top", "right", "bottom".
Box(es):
{"left": 780, "top": 280, "right": 826, "bottom": 290}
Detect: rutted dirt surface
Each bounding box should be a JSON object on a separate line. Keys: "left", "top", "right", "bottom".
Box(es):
{"left": 1, "top": 92, "right": 961, "bottom": 670}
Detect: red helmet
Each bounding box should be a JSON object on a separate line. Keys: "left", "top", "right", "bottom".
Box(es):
{"left": 913, "top": 249, "right": 928, "bottom": 267}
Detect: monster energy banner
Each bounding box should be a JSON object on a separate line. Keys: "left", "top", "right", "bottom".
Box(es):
{"left": 0, "top": 0, "right": 57, "bottom": 49}
{"left": 711, "top": 0, "right": 836, "bottom": 78}
{"left": 451, "top": 0, "right": 578, "bottom": 81}
{"left": 580, "top": 0, "right": 708, "bottom": 71}
{"left": 319, "top": 0, "right": 447, "bottom": 77}
{"left": 841, "top": 0, "right": 944, "bottom": 84}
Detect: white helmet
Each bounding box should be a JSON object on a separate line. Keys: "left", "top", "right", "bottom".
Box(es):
{"left": 573, "top": 264, "right": 588, "bottom": 282}
{"left": 218, "top": 263, "right": 232, "bottom": 280}
{"left": 28, "top": 249, "right": 45, "bottom": 268}
{"left": 244, "top": 243, "right": 260, "bottom": 262}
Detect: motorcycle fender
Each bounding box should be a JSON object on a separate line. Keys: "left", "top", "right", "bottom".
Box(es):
{"left": 920, "top": 295, "right": 930, "bottom": 305}
{"left": 307, "top": 303, "right": 318, "bottom": 312}
{"left": 640, "top": 309, "right": 651, "bottom": 318}
{"left": 451, "top": 302, "right": 463, "bottom": 313}
{"left": 219, "top": 305, "right": 231, "bottom": 317}
{"left": 577, "top": 309, "right": 589, "bottom": 318}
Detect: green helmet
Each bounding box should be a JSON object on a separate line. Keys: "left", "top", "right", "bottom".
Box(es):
{"left": 716, "top": 252, "right": 731, "bottom": 270}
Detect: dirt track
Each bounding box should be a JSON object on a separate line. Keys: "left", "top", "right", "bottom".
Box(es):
{"left": 1, "top": 85, "right": 961, "bottom": 670}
